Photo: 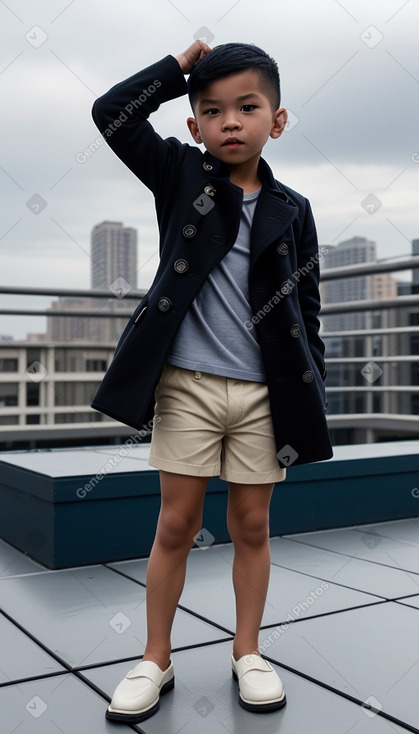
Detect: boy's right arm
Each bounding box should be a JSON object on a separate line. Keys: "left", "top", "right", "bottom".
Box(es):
{"left": 91, "top": 41, "right": 211, "bottom": 194}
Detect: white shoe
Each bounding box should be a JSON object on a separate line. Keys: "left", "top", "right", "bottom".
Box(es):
{"left": 231, "top": 653, "right": 286, "bottom": 712}
{"left": 106, "top": 658, "right": 174, "bottom": 723}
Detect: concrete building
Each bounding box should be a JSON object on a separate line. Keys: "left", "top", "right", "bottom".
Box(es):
{"left": 46, "top": 297, "right": 133, "bottom": 344}
{"left": 372, "top": 274, "right": 398, "bottom": 300}
{"left": 46, "top": 221, "right": 138, "bottom": 343}
{"left": 0, "top": 341, "right": 138, "bottom": 450}
{"left": 321, "top": 238, "right": 419, "bottom": 444}
{"left": 91, "top": 221, "right": 137, "bottom": 291}
{"left": 413, "top": 239, "right": 419, "bottom": 291}
{"left": 320, "top": 236, "right": 377, "bottom": 332}
{"left": 47, "top": 298, "right": 94, "bottom": 343}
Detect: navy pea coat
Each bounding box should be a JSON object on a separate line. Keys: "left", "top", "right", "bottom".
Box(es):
{"left": 90, "top": 54, "right": 333, "bottom": 468}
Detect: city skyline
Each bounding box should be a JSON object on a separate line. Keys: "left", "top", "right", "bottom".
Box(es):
{"left": 46, "top": 221, "right": 138, "bottom": 344}
{"left": 2, "top": 229, "right": 416, "bottom": 344}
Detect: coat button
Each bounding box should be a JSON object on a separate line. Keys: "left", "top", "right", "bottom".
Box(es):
{"left": 290, "top": 324, "right": 301, "bottom": 338}
{"left": 277, "top": 242, "right": 289, "bottom": 256}
{"left": 203, "top": 162, "right": 213, "bottom": 171}
{"left": 280, "top": 279, "right": 294, "bottom": 295}
{"left": 204, "top": 185, "right": 215, "bottom": 196}
{"left": 174, "top": 258, "right": 189, "bottom": 273}
{"left": 157, "top": 297, "right": 172, "bottom": 312}
{"left": 302, "top": 370, "right": 314, "bottom": 383}
{"left": 183, "top": 224, "right": 197, "bottom": 238}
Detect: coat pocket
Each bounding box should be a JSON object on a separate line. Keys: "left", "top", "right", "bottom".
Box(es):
{"left": 113, "top": 298, "right": 148, "bottom": 358}
{"left": 134, "top": 303, "right": 148, "bottom": 325}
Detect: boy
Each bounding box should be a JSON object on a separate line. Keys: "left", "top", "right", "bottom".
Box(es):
{"left": 91, "top": 40, "right": 333, "bottom": 723}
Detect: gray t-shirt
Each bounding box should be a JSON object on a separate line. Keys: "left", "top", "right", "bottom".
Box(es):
{"left": 167, "top": 188, "right": 266, "bottom": 382}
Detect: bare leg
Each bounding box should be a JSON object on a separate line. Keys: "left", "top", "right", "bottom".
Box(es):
{"left": 142, "top": 471, "right": 209, "bottom": 670}
{"left": 226, "top": 482, "right": 274, "bottom": 660}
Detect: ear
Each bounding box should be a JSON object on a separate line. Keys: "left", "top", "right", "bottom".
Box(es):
{"left": 187, "top": 116, "right": 203, "bottom": 144}
{"left": 270, "top": 108, "right": 288, "bottom": 139}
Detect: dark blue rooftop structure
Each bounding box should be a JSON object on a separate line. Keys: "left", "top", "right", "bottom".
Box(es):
{"left": 0, "top": 441, "right": 418, "bottom": 568}
{"left": 0, "top": 442, "right": 419, "bottom": 731}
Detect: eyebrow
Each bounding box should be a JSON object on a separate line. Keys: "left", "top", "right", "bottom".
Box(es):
{"left": 198, "top": 92, "right": 262, "bottom": 106}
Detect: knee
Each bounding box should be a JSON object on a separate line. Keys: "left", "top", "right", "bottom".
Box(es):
{"left": 157, "top": 506, "right": 202, "bottom": 551}
{"left": 228, "top": 509, "right": 269, "bottom": 547}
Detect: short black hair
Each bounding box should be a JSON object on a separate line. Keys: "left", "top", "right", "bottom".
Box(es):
{"left": 187, "top": 42, "right": 281, "bottom": 112}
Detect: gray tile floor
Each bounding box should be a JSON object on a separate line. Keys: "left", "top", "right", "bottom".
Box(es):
{"left": 1, "top": 517, "right": 419, "bottom": 733}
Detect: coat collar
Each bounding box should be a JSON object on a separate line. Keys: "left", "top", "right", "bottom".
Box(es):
{"left": 202, "top": 149, "right": 292, "bottom": 202}
{"left": 202, "top": 149, "right": 299, "bottom": 266}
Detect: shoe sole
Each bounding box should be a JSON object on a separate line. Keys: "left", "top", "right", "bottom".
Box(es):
{"left": 105, "top": 676, "right": 174, "bottom": 723}
{"left": 232, "top": 670, "right": 287, "bottom": 712}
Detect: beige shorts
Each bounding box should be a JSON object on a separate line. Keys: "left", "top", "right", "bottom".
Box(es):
{"left": 148, "top": 364, "right": 286, "bottom": 484}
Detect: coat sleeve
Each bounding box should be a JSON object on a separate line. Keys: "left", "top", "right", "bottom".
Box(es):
{"left": 296, "top": 200, "right": 327, "bottom": 381}
{"left": 91, "top": 55, "right": 188, "bottom": 194}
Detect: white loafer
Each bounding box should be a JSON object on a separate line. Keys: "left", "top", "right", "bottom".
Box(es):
{"left": 231, "top": 653, "right": 286, "bottom": 712}
{"left": 106, "top": 658, "right": 174, "bottom": 723}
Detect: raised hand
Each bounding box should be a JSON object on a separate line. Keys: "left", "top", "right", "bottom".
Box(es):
{"left": 175, "top": 40, "right": 212, "bottom": 74}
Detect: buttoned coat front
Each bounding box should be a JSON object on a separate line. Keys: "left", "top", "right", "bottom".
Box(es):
{"left": 90, "top": 55, "right": 333, "bottom": 468}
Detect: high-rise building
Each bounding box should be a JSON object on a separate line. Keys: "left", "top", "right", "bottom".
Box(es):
{"left": 371, "top": 274, "right": 398, "bottom": 301}
{"left": 47, "top": 298, "right": 93, "bottom": 343}
{"left": 89, "top": 221, "right": 138, "bottom": 341}
{"left": 46, "top": 222, "right": 138, "bottom": 343}
{"left": 320, "top": 236, "right": 377, "bottom": 332}
{"left": 412, "top": 239, "right": 419, "bottom": 291}
{"left": 91, "top": 221, "right": 137, "bottom": 291}
{"left": 320, "top": 236, "right": 399, "bottom": 424}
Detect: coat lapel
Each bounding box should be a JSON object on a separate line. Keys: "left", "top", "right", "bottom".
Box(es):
{"left": 201, "top": 151, "right": 299, "bottom": 267}
{"left": 250, "top": 189, "right": 298, "bottom": 267}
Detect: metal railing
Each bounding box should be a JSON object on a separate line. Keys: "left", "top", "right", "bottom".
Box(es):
{"left": 1, "top": 254, "right": 419, "bottom": 443}
{"left": 0, "top": 255, "right": 419, "bottom": 317}
{"left": 0, "top": 285, "right": 146, "bottom": 319}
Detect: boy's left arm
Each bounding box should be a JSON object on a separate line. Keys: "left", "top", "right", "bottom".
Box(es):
{"left": 296, "top": 200, "right": 327, "bottom": 381}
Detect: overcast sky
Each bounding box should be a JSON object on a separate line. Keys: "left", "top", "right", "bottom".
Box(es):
{"left": 1, "top": 0, "right": 419, "bottom": 339}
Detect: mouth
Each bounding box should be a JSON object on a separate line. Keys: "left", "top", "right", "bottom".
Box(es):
{"left": 222, "top": 138, "right": 243, "bottom": 149}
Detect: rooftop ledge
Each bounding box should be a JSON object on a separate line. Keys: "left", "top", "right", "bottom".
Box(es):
{"left": 0, "top": 440, "right": 418, "bottom": 569}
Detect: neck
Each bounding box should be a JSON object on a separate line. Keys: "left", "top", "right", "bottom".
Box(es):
{"left": 228, "top": 155, "right": 262, "bottom": 193}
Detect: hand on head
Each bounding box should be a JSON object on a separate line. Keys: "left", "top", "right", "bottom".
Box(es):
{"left": 175, "top": 40, "right": 212, "bottom": 74}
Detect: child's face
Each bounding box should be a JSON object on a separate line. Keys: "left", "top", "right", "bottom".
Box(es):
{"left": 187, "top": 69, "right": 287, "bottom": 169}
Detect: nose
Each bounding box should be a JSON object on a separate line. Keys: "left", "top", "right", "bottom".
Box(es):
{"left": 221, "top": 114, "right": 242, "bottom": 131}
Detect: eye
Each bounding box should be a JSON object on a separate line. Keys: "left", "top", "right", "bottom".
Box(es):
{"left": 204, "top": 108, "right": 220, "bottom": 116}
{"left": 241, "top": 104, "right": 257, "bottom": 112}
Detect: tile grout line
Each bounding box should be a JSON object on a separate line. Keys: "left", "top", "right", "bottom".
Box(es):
{"left": 75, "top": 637, "right": 236, "bottom": 673}
{"left": 105, "top": 563, "right": 238, "bottom": 638}
{"left": 0, "top": 628, "right": 233, "bottom": 686}
{"left": 0, "top": 607, "right": 74, "bottom": 674}
{"left": 262, "top": 652, "right": 419, "bottom": 734}
{"left": 1, "top": 611, "right": 417, "bottom": 734}
{"left": 1, "top": 569, "right": 418, "bottom": 730}
{"left": 107, "top": 561, "right": 394, "bottom": 632}
{"left": 0, "top": 670, "right": 68, "bottom": 689}
{"left": 269, "top": 558, "right": 390, "bottom": 599}
{"left": 282, "top": 537, "right": 419, "bottom": 576}
{"left": 281, "top": 517, "right": 419, "bottom": 538}
{"left": 393, "top": 599, "right": 419, "bottom": 611}
{"left": 2, "top": 528, "right": 419, "bottom": 731}
{"left": 259, "top": 598, "right": 391, "bottom": 631}
{"left": 70, "top": 669, "right": 147, "bottom": 734}
{"left": 0, "top": 606, "right": 153, "bottom": 732}
{"left": 269, "top": 558, "right": 419, "bottom": 601}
